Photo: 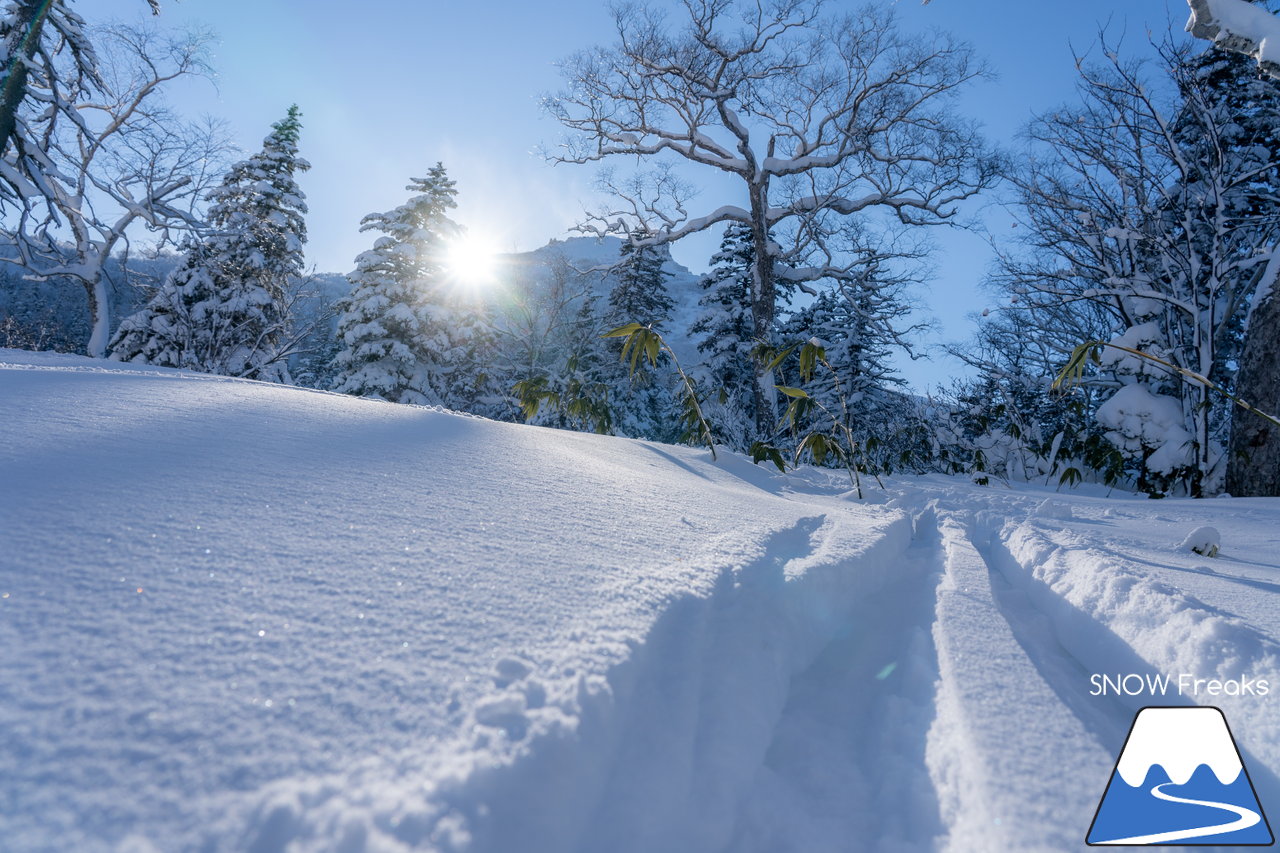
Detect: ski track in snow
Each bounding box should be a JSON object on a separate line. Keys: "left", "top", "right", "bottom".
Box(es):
{"left": 5, "top": 353, "right": 1280, "bottom": 852}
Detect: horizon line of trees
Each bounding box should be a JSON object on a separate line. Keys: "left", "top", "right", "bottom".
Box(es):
{"left": 4, "top": 0, "right": 1280, "bottom": 497}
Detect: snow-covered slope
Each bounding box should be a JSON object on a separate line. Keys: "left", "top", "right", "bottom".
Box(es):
{"left": 0, "top": 350, "right": 908, "bottom": 852}
{"left": 4, "top": 351, "right": 1280, "bottom": 852}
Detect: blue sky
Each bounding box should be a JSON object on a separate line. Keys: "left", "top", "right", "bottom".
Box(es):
{"left": 96, "top": 0, "right": 1196, "bottom": 389}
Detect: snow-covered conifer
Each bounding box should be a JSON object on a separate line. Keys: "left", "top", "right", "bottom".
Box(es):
{"left": 109, "top": 106, "right": 309, "bottom": 379}
{"left": 603, "top": 230, "right": 677, "bottom": 439}
{"left": 607, "top": 229, "right": 674, "bottom": 329}
{"left": 329, "top": 164, "right": 460, "bottom": 404}
{"left": 691, "top": 224, "right": 758, "bottom": 449}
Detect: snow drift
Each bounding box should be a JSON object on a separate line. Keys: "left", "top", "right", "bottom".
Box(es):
{"left": 0, "top": 351, "right": 915, "bottom": 852}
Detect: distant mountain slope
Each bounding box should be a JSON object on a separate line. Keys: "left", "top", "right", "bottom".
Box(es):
{"left": 494, "top": 235, "right": 706, "bottom": 364}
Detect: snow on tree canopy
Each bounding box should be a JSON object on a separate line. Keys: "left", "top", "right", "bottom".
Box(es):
{"left": 1189, "top": 0, "right": 1280, "bottom": 75}
{"left": 1096, "top": 384, "right": 1196, "bottom": 475}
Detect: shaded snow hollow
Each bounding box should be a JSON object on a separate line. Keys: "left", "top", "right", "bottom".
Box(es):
{"left": 4, "top": 351, "right": 1280, "bottom": 852}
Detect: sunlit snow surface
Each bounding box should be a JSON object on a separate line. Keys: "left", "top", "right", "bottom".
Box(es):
{"left": 4, "top": 350, "right": 1280, "bottom": 852}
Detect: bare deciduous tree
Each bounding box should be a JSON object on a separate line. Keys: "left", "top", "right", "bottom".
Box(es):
{"left": 546, "top": 0, "right": 998, "bottom": 432}
{"left": 1, "top": 23, "right": 226, "bottom": 357}
{"left": 992, "top": 40, "right": 1280, "bottom": 495}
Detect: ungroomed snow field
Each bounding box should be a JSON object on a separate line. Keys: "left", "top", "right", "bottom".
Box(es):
{"left": 4, "top": 351, "right": 1280, "bottom": 852}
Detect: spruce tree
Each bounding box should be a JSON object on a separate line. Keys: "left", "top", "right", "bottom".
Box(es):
{"left": 109, "top": 106, "right": 310, "bottom": 379}
{"left": 608, "top": 230, "right": 674, "bottom": 329}
{"left": 691, "top": 223, "right": 758, "bottom": 448}
{"left": 329, "top": 164, "right": 461, "bottom": 405}
{"left": 602, "top": 230, "right": 677, "bottom": 439}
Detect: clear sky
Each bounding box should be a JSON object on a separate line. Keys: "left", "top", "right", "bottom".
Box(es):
{"left": 95, "top": 0, "right": 1197, "bottom": 389}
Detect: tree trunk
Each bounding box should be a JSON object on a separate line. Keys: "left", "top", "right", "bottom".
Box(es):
{"left": 1227, "top": 284, "right": 1280, "bottom": 495}
{"left": 85, "top": 272, "right": 110, "bottom": 359}
{"left": 746, "top": 181, "right": 777, "bottom": 440}
{"left": 0, "top": 0, "right": 51, "bottom": 157}
{"left": 749, "top": 228, "right": 775, "bottom": 440}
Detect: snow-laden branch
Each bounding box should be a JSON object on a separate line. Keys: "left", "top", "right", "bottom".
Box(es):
{"left": 1187, "top": 0, "right": 1280, "bottom": 78}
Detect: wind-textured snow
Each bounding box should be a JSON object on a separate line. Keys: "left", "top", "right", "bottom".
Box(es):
{"left": 4, "top": 350, "right": 1280, "bottom": 852}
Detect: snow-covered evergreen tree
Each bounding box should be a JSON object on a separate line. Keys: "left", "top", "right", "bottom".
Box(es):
{"left": 607, "top": 229, "right": 674, "bottom": 329}
{"left": 437, "top": 301, "right": 507, "bottom": 416}
{"left": 109, "top": 106, "right": 309, "bottom": 379}
{"left": 691, "top": 224, "right": 758, "bottom": 449}
{"left": 603, "top": 230, "right": 677, "bottom": 440}
{"left": 328, "top": 164, "right": 460, "bottom": 405}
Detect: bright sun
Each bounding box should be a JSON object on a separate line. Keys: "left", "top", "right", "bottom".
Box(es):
{"left": 444, "top": 234, "right": 499, "bottom": 285}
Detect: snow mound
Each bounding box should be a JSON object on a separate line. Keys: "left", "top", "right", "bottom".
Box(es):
{"left": 8, "top": 352, "right": 1280, "bottom": 851}
{"left": 1180, "top": 525, "right": 1222, "bottom": 557}
{"left": 1032, "top": 498, "right": 1073, "bottom": 520}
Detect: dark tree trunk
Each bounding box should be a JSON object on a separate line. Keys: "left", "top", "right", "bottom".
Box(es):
{"left": 0, "top": 0, "right": 51, "bottom": 157}
{"left": 748, "top": 188, "right": 775, "bottom": 441}
{"left": 1227, "top": 286, "right": 1280, "bottom": 495}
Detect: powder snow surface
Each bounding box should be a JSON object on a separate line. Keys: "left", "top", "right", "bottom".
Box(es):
{"left": 4, "top": 351, "right": 1280, "bottom": 852}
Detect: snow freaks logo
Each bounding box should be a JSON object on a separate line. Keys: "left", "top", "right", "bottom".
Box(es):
{"left": 1086, "top": 707, "right": 1274, "bottom": 846}
{"left": 1090, "top": 673, "right": 1269, "bottom": 697}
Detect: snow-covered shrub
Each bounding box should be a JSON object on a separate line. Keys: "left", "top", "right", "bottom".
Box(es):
{"left": 1179, "top": 525, "right": 1222, "bottom": 557}
{"left": 1095, "top": 384, "right": 1199, "bottom": 493}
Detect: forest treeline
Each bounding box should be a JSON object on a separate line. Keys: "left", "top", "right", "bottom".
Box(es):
{"left": 3, "top": 0, "right": 1280, "bottom": 497}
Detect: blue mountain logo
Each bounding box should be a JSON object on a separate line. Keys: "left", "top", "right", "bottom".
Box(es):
{"left": 1087, "top": 706, "right": 1274, "bottom": 846}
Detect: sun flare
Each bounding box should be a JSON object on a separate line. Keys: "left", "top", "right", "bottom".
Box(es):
{"left": 444, "top": 234, "right": 499, "bottom": 285}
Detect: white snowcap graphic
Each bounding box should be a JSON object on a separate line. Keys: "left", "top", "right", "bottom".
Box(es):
{"left": 1116, "top": 707, "right": 1243, "bottom": 786}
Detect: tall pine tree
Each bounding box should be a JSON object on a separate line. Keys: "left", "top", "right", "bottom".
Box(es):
{"left": 691, "top": 223, "right": 759, "bottom": 449}
{"left": 109, "top": 106, "right": 309, "bottom": 379}
{"left": 329, "top": 164, "right": 461, "bottom": 405}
